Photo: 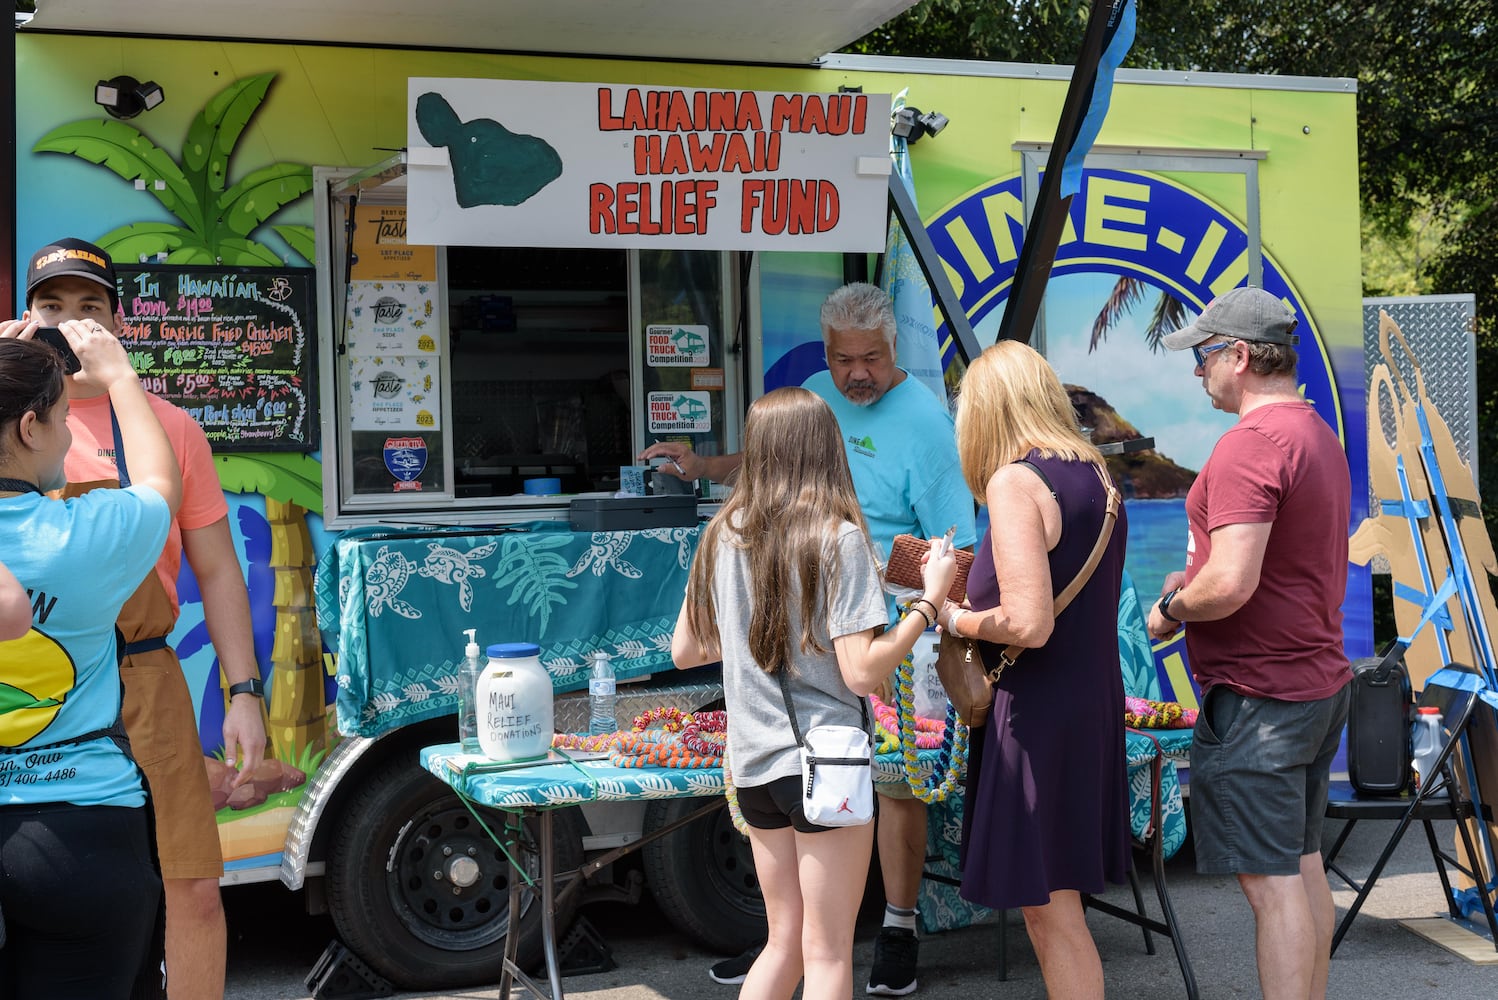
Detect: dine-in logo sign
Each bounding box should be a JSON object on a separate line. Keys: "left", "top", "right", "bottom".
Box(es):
{"left": 927, "top": 169, "right": 1340, "bottom": 444}
{"left": 647, "top": 391, "right": 711, "bottom": 433}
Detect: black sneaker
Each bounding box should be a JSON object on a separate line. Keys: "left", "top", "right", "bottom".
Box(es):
{"left": 866, "top": 926, "right": 919, "bottom": 996}
{"left": 708, "top": 943, "right": 763, "bottom": 986}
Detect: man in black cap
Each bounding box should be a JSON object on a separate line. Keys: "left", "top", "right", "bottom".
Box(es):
{"left": 9, "top": 237, "right": 267, "bottom": 1000}
{"left": 1145, "top": 286, "right": 1351, "bottom": 1000}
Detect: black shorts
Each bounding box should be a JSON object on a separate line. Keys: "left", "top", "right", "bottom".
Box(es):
{"left": 736, "top": 774, "right": 878, "bottom": 834}
{"left": 0, "top": 802, "right": 162, "bottom": 998}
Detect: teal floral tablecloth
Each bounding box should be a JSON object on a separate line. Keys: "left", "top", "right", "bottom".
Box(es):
{"left": 317, "top": 522, "right": 700, "bottom": 737}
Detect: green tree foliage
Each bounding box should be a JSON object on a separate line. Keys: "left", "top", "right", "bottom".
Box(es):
{"left": 852, "top": 1, "right": 1498, "bottom": 541}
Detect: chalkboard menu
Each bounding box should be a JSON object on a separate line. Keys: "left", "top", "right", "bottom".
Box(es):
{"left": 114, "top": 265, "right": 317, "bottom": 452}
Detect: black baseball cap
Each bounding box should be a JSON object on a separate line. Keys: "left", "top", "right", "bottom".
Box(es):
{"left": 26, "top": 237, "right": 120, "bottom": 312}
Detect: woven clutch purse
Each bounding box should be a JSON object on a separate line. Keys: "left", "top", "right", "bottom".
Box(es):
{"left": 886, "top": 533, "right": 973, "bottom": 603}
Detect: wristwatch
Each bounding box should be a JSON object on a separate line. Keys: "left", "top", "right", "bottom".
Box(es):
{"left": 1159, "top": 589, "right": 1183, "bottom": 624}
{"left": 228, "top": 678, "right": 265, "bottom": 699}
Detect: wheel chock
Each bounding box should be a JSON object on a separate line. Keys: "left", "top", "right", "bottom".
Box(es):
{"left": 558, "top": 914, "right": 617, "bottom": 976}
{"left": 305, "top": 940, "right": 394, "bottom": 999}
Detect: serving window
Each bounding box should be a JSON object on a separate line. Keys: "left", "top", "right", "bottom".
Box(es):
{"left": 316, "top": 163, "right": 743, "bottom": 528}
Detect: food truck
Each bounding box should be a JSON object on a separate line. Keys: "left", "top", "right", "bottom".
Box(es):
{"left": 9, "top": 1, "right": 1368, "bottom": 988}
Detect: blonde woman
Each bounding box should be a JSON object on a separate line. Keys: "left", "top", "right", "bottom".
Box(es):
{"left": 939, "top": 340, "right": 1129, "bottom": 1000}
{"left": 673, "top": 386, "right": 955, "bottom": 1000}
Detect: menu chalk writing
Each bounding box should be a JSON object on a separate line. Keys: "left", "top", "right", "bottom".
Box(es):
{"left": 115, "top": 265, "right": 317, "bottom": 452}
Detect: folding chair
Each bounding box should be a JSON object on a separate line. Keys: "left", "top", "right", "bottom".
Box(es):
{"left": 1322, "top": 662, "right": 1498, "bottom": 954}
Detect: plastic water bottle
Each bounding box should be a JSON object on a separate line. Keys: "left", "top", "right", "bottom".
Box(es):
{"left": 588, "top": 650, "right": 617, "bottom": 736}
{"left": 457, "top": 629, "right": 484, "bottom": 753}
{"left": 1411, "top": 706, "right": 1446, "bottom": 798}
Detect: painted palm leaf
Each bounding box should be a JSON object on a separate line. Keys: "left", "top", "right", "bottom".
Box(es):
{"left": 34, "top": 119, "right": 204, "bottom": 234}
{"left": 1088, "top": 276, "right": 1147, "bottom": 351}
{"left": 1144, "top": 293, "right": 1189, "bottom": 352}
{"left": 94, "top": 221, "right": 200, "bottom": 264}
{"left": 219, "top": 162, "right": 314, "bottom": 238}
{"left": 182, "top": 73, "right": 274, "bottom": 205}
{"left": 273, "top": 225, "right": 316, "bottom": 264}
{"left": 215, "top": 454, "right": 324, "bottom": 512}
{"left": 1089, "top": 276, "right": 1186, "bottom": 354}
{"left": 213, "top": 236, "right": 288, "bottom": 267}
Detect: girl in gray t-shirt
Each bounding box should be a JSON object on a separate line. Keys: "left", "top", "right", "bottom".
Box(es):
{"left": 671, "top": 386, "right": 953, "bottom": 1000}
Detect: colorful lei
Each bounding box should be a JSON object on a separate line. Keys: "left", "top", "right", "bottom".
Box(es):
{"left": 1124, "top": 696, "right": 1198, "bottom": 729}
{"left": 889, "top": 647, "right": 968, "bottom": 804}
{"left": 551, "top": 706, "right": 730, "bottom": 769}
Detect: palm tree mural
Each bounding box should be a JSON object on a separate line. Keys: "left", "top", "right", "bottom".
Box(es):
{"left": 217, "top": 454, "right": 328, "bottom": 764}
{"left": 34, "top": 73, "right": 313, "bottom": 265}
{"left": 36, "top": 71, "right": 325, "bottom": 766}
{"left": 1087, "top": 276, "right": 1189, "bottom": 353}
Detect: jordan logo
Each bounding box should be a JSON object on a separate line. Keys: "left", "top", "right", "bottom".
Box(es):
{"left": 837, "top": 797, "right": 853, "bottom": 814}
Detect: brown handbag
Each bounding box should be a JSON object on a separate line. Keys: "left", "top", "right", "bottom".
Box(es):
{"left": 935, "top": 462, "right": 1121, "bottom": 727}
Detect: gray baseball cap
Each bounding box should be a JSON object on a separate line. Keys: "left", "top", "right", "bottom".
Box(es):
{"left": 1161, "top": 286, "right": 1300, "bottom": 350}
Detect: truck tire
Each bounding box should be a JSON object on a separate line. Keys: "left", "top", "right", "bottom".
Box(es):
{"left": 325, "top": 756, "right": 585, "bottom": 989}
{"left": 641, "top": 797, "right": 766, "bottom": 953}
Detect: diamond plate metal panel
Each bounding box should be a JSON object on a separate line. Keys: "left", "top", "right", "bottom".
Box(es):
{"left": 1364, "top": 295, "right": 1478, "bottom": 474}
{"left": 553, "top": 678, "right": 724, "bottom": 733}
{"left": 1362, "top": 296, "right": 1478, "bottom": 574}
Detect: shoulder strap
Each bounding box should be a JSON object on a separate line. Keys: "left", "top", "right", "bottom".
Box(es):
{"left": 110, "top": 402, "right": 132, "bottom": 487}
{"left": 1015, "top": 459, "right": 1056, "bottom": 497}
{"left": 1000, "top": 462, "right": 1121, "bottom": 667}
{"left": 777, "top": 665, "right": 869, "bottom": 747}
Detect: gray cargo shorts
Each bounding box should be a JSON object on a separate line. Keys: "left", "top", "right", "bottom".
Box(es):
{"left": 1189, "top": 682, "right": 1351, "bottom": 876}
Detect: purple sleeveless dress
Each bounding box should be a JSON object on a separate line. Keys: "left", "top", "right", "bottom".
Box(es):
{"left": 958, "top": 453, "right": 1131, "bottom": 909}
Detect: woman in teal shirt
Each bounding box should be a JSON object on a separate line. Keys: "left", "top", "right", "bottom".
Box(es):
{"left": 0, "top": 320, "right": 182, "bottom": 999}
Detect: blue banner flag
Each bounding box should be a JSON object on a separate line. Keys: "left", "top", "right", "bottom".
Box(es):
{"left": 1060, "top": 0, "right": 1137, "bottom": 200}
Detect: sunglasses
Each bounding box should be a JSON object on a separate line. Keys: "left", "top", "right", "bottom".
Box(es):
{"left": 1192, "top": 341, "right": 1236, "bottom": 368}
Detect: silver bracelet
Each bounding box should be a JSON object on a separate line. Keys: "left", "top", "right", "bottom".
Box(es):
{"left": 946, "top": 607, "right": 968, "bottom": 637}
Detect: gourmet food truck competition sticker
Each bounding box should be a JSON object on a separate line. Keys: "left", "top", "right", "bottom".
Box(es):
{"left": 645, "top": 324, "right": 710, "bottom": 366}
{"left": 647, "top": 391, "right": 712, "bottom": 433}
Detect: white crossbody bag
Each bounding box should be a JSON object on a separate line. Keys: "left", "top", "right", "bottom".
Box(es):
{"left": 777, "top": 670, "right": 874, "bottom": 827}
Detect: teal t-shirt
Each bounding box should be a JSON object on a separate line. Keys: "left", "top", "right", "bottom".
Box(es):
{"left": 0, "top": 485, "right": 171, "bottom": 808}
{"left": 803, "top": 368, "right": 977, "bottom": 561}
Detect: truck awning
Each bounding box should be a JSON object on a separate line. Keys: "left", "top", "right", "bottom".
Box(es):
{"left": 21, "top": 0, "right": 920, "bottom": 66}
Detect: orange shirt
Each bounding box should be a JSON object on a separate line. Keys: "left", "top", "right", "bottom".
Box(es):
{"left": 64, "top": 392, "right": 228, "bottom": 617}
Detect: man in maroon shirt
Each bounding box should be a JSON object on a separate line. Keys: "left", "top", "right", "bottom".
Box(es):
{"left": 1146, "top": 286, "right": 1352, "bottom": 1000}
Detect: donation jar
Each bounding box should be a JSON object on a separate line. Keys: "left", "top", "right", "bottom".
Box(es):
{"left": 476, "top": 642, "right": 554, "bottom": 762}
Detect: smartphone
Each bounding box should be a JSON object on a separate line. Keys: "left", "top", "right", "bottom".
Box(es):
{"left": 34, "top": 327, "right": 82, "bottom": 375}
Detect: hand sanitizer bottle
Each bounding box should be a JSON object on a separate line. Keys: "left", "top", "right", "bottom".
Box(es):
{"left": 457, "top": 629, "right": 484, "bottom": 753}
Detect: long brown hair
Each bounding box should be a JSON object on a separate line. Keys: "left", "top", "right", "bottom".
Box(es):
{"left": 684, "top": 387, "right": 875, "bottom": 673}
{"left": 0, "top": 339, "right": 66, "bottom": 464}
{"left": 955, "top": 340, "right": 1103, "bottom": 499}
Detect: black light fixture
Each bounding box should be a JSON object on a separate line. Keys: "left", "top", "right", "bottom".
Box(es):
{"left": 94, "top": 75, "right": 165, "bottom": 120}
{"left": 892, "top": 106, "right": 949, "bottom": 144}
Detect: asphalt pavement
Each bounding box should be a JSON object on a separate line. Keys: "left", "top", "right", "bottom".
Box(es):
{"left": 226, "top": 816, "right": 1498, "bottom": 999}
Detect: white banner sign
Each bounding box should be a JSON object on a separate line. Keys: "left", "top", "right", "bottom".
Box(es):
{"left": 407, "top": 79, "right": 892, "bottom": 251}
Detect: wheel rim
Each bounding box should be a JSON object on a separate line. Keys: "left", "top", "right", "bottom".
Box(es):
{"left": 386, "top": 797, "right": 535, "bottom": 950}
{"left": 698, "top": 805, "right": 763, "bottom": 914}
